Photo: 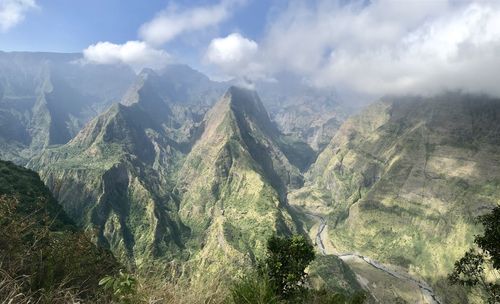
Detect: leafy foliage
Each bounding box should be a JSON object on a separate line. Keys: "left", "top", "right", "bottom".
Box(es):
{"left": 226, "top": 234, "right": 366, "bottom": 303}
{"left": 265, "top": 234, "right": 315, "bottom": 297}
{"left": 449, "top": 206, "right": 500, "bottom": 303}
{"left": 99, "top": 270, "right": 138, "bottom": 303}
{"left": 475, "top": 206, "right": 500, "bottom": 270}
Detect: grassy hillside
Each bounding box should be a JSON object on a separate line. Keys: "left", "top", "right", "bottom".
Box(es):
{"left": 28, "top": 86, "right": 312, "bottom": 287}
{"left": 0, "top": 160, "right": 119, "bottom": 303}
{"left": 301, "top": 93, "right": 500, "bottom": 303}
{"left": 175, "top": 87, "right": 303, "bottom": 284}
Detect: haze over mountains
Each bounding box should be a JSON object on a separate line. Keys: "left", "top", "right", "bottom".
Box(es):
{"left": 0, "top": 52, "right": 345, "bottom": 162}
{"left": 0, "top": 50, "right": 499, "bottom": 303}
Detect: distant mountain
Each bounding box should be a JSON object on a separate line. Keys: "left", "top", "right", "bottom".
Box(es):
{"left": 292, "top": 92, "right": 500, "bottom": 303}
{"left": 0, "top": 51, "right": 136, "bottom": 163}
{"left": 173, "top": 86, "right": 308, "bottom": 281}
{"left": 253, "top": 74, "right": 350, "bottom": 151}
{"left": 29, "top": 83, "right": 187, "bottom": 265}
{"left": 123, "top": 65, "right": 227, "bottom": 107}
{"left": 0, "top": 51, "right": 350, "bottom": 167}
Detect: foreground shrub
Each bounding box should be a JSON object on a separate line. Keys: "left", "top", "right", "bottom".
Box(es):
{"left": 99, "top": 270, "right": 138, "bottom": 304}
{"left": 266, "top": 234, "right": 315, "bottom": 297}
{"left": 226, "top": 234, "right": 366, "bottom": 304}
{"left": 449, "top": 206, "right": 500, "bottom": 303}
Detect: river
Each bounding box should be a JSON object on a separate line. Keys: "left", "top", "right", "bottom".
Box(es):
{"left": 306, "top": 212, "right": 442, "bottom": 304}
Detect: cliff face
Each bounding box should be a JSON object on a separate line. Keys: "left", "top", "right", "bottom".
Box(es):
{"left": 29, "top": 86, "right": 306, "bottom": 281}
{"left": 29, "top": 83, "right": 188, "bottom": 267}
{"left": 295, "top": 93, "right": 500, "bottom": 301}
{"left": 175, "top": 87, "right": 304, "bottom": 280}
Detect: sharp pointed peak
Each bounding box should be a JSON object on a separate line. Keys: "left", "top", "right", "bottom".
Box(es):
{"left": 221, "top": 85, "right": 267, "bottom": 116}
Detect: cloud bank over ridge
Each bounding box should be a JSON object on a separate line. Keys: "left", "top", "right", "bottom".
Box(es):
{"left": 206, "top": 0, "right": 500, "bottom": 100}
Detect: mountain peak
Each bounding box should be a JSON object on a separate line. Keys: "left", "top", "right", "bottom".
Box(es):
{"left": 121, "top": 69, "right": 172, "bottom": 125}
{"left": 220, "top": 86, "right": 277, "bottom": 134}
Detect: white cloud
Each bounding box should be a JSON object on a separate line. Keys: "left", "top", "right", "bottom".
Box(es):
{"left": 212, "top": 0, "right": 500, "bottom": 101}
{"left": 0, "top": 0, "right": 37, "bottom": 31}
{"left": 205, "top": 33, "right": 259, "bottom": 77}
{"left": 82, "top": 0, "right": 244, "bottom": 71}
{"left": 82, "top": 41, "right": 170, "bottom": 71}
{"left": 139, "top": 0, "right": 243, "bottom": 46}
{"left": 311, "top": 2, "right": 500, "bottom": 97}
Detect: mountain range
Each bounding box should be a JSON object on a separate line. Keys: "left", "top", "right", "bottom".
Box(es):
{"left": 1, "top": 51, "right": 499, "bottom": 303}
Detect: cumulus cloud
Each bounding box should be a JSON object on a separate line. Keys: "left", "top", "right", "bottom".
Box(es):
{"left": 210, "top": 0, "right": 500, "bottom": 100}
{"left": 205, "top": 33, "right": 259, "bottom": 77}
{"left": 82, "top": 41, "right": 170, "bottom": 71}
{"left": 139, "top": 0, "right": 243, "bottom": 46}
{"left": 308, "top": 2, "right": 500, "bottom": 97}
{"left": 0, "top": 0, "right": 37, "bottom": 31}
{"left": 82, "top": 0, "right": 244, "bottom": 71}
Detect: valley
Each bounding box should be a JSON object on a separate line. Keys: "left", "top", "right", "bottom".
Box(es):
{"left": 303, "top": 211, "right": 441, "bottom": 303}
{"left": 0, "top": 52, "right": 499, "bottom": 303}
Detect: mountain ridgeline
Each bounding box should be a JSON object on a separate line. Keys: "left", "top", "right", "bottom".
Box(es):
{"left": 1, "top": 51, "right": 499, "bottom": 303}
{"left": 291, "top": 93, "right": 500, "bottom": 303}
{"left": 29, "top": 84, "right": 316, "bottom": 284}
{"left": 0, "top": 52, "right": 136, "bottom": 163}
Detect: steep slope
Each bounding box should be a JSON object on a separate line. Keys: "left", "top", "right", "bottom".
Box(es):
{"left": 0, "top": 160, "right": 119, "bottom": 301}
{"left": 123, "top": 67, "right": 350, "bottom": 152}
{"left": 29, "top": 85, "right": 311, "bottom": 285}
{"left": 175, "top": 87, "right": 305, "bottom": 281}
{"left": 0, "top": 51, "right": 135, "bottom": 164}
{"left": 295, "top": 93, "right": 500, "bottom": 303}
{"left": 29, "top": 82, "right": 188, "bottom": 267}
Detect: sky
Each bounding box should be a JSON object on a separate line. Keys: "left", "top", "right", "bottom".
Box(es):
{"left": 2, "top": 0, "right": 500, "bottom": 101}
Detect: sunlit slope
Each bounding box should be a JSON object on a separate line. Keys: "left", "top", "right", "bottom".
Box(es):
{"left": 29, "top": 79, "right": 188, "bottom": 267}
{"left": 176, "top": 86, "right": 304, "bottom": 280}
{"left": 29, "top": 86, "right": 310, "bottom": 285}
{"left": 304, "top": 93, "right": 500, "bottom": 301}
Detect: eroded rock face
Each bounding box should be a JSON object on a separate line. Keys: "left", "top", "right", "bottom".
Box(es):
{"left": 29, "top": 86, "right": 308, "bottom": 282}
{"left": 300, "top": 92, "right": 500, "bottom": 302}
{"left": 6, "top": 56, "right": 498, "bottom": 302}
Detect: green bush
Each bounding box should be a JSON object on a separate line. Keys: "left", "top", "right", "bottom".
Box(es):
{"left": 99, "top": 270, "right": 138, "bottom": 304}
{"left": 449, "top": 205, "right": 500, "bottom": 303}
{"left": 266, "top": 234, "right": 315, "bottom": 297}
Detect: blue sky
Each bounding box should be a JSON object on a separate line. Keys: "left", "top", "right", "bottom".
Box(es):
{"left": 2, "top": 0, "right": 500, "bottom": 101}
{"left": 0, "top": 0, "right": 273, "bottom": 68}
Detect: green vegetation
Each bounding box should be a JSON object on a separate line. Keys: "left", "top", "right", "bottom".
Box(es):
{"left": 226, "top": 234, "right": 366, "bottom": 304}
{"left": 449, "top": 206, "right": 500, "bottom": 303}
{"left": 301, "top": 94, "right": 500, "bottom": 301}
{"left": 266, "top": 235, "right": 316, "bottom": 297}
{"left": 0, "top": 160, "right": 120, "bottom": 303}
{"left": 14, "top": 87, "right": 500, "bottom": 303}
{"left": 99, "top": 270, "right": 138, "bottom": 304}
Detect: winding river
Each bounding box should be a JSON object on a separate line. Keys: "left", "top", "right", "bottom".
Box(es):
{"left": 306, "top": 213, "right": 442, "bottom": 304}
